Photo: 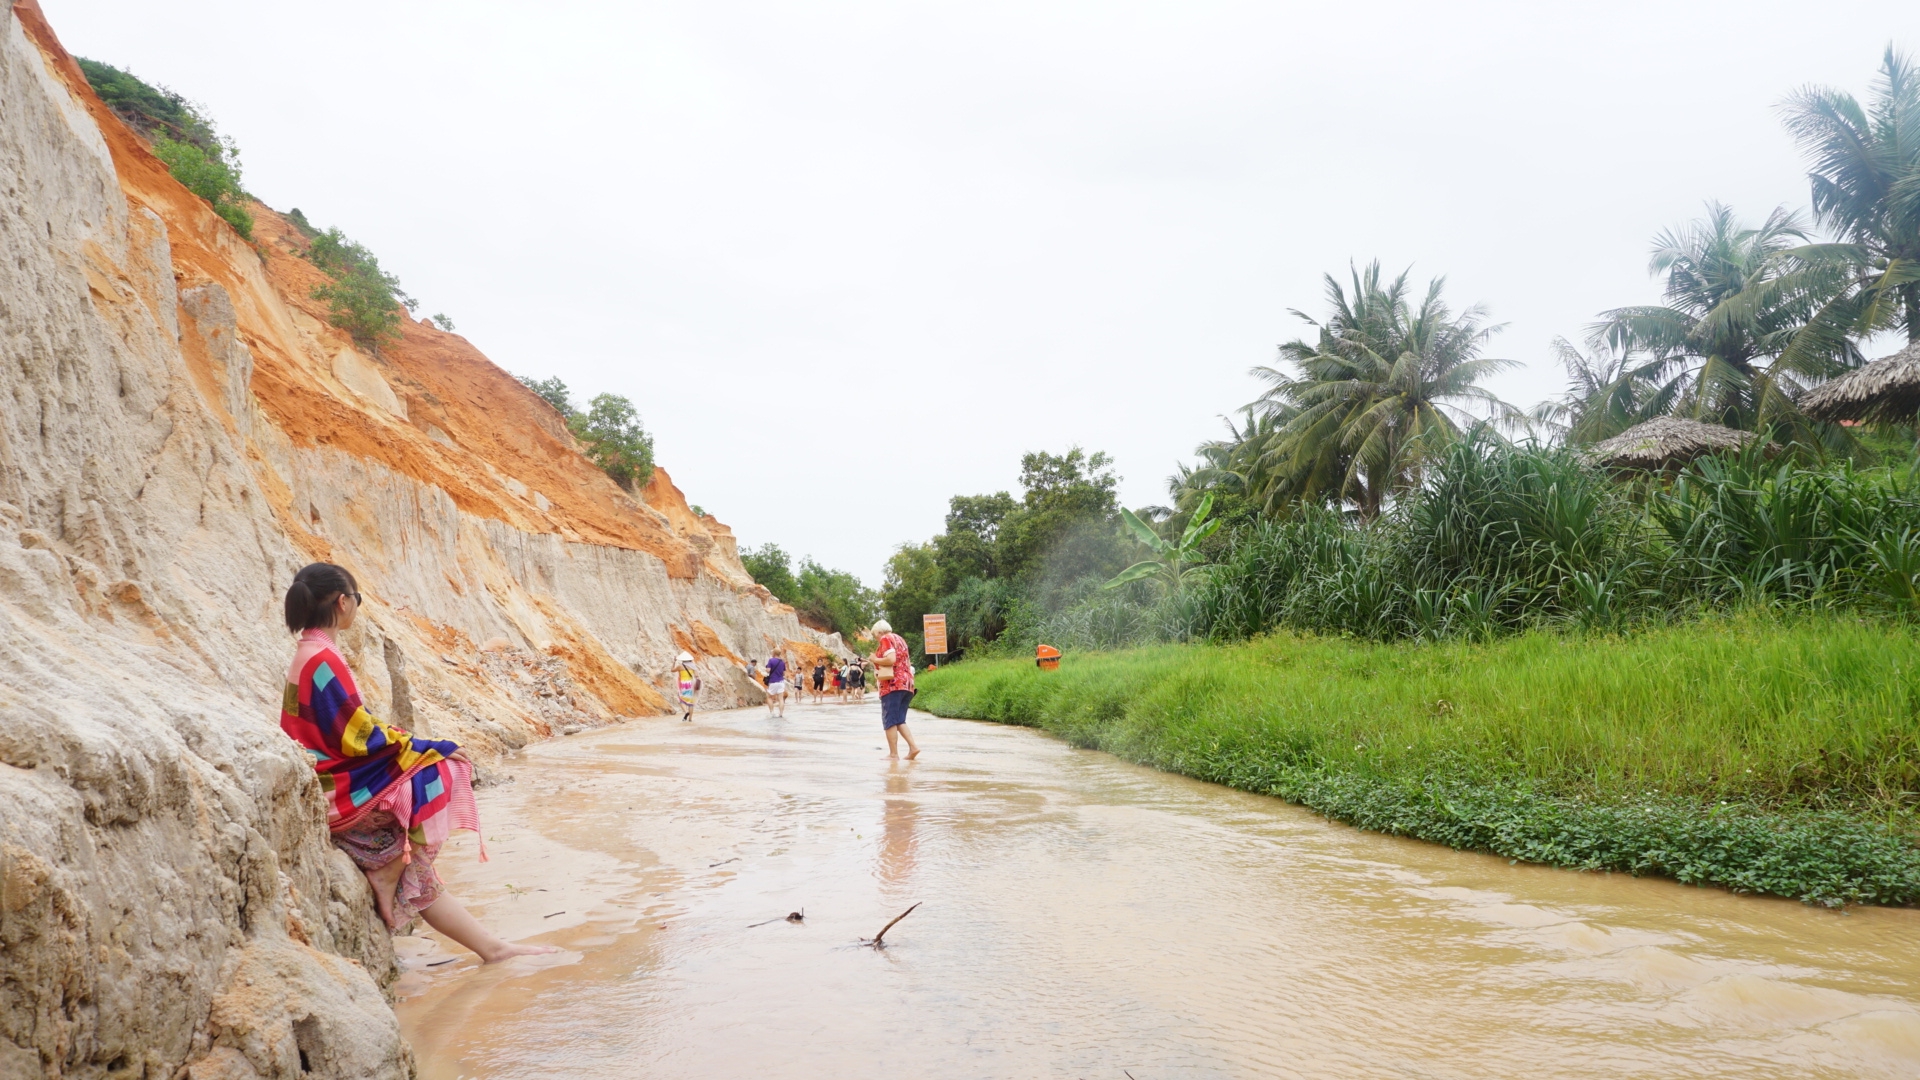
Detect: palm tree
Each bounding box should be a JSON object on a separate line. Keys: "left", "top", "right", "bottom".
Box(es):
{"left": 1166, "top": 409, "right": 1285, "bottom": 520}
{"left": 1531, "top": 336, "right": 1677, "bottom": 446}
{"left": 1781, "top": 47, "right": 1920, "bottom": 344}
{"left": 1245, "top": 262, "right": 1516, "bottom": 518}
{"left": 1590, "top": 202, "right": 1861, "bottom": 435}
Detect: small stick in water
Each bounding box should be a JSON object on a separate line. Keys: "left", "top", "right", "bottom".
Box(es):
{"left": 543, "top": 910, "right": 566, "bottom": 918}
{"left": 866, "top": 902, "right": 920, "bottom": 948}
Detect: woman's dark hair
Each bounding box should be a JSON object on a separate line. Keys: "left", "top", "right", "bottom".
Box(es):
{"left": 284, "top": 562, "right": 359, "bottom": 633}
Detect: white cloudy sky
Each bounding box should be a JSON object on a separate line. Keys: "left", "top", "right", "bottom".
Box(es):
{"left": 51, "top": 0, "right": 1916, "bottom": 584}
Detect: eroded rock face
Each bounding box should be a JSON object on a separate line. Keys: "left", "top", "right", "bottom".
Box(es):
{"left": 0, "top": 1, "right": 839, "bottom": 1074}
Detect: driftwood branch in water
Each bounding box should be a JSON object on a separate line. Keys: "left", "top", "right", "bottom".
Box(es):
{"left": 866, "top": 902, "right": 920, "bottom": 948}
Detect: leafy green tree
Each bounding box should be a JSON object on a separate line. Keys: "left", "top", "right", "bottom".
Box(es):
{"left": 569, "top": 393, "right": 655, "bottom": 490}
{"left": 879, "top": 447, "right": 1129, "bottom": 653}
{"left": 431, "top": 314, "right": 456, "bottom": 331}
{"left": 794, "top": 559, "right": 881, "bottom": 640}
{"left": 1591, "top": 203, "right": 1860, "bottom": 435}
{"left": 1781, "top": 48, "right": 1920, "bottom": 345}
{"left": 741, "top": 543, "right": 878, "bottom": 638}
{"left": 742, "top": 543, "right": 800, "bottom": 601}
{"left": 286, "top": 208, "right": 320, "bottom": 239}
{"left": 308, "top": 228, "right": 413, "bottom": 347}
{"left": 993, "top": 448, "right": 1124, "bottom": 583}
{"left": 881, "top": 542, "right": 944, "bottom": 633}
{"left": 1248, "top": 263, "right": 1516, "bottom": 518}
{"left": 511, "top": 377, "right": 655, "bottom": 490}
{"left": 517, "top": 375, "right": 579, "bottom": 421}
{"left": 934, "top": 492, "right": 1016, "bottom": 582}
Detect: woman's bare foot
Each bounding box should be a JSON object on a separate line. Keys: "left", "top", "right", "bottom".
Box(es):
{"left": 906, "top": 747, "right": 921, "bottom": 760}
{"left": 420, "top": 890, "right": 562, "bottom": 964}
{"left": 479, "top": 941, "right": 563, "bottom": 963}
{"left": 363, "top": 860, "right": 404, "bottom": 928}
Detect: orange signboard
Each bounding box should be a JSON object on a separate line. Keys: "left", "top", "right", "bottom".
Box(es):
{"left": 923, "top": 613, "right": 948, "bottom": 655}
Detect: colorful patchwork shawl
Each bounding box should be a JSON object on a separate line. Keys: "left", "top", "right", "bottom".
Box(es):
{"left": 281, "top": 629, "right": 462, "bottom": 835}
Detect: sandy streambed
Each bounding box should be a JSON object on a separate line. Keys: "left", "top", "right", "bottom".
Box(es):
{"left": 397, "top": 702, "right": 1920, "bottom": 1078}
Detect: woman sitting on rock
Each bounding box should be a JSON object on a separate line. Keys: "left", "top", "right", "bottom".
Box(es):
{"left": 279, "top": 562, "right": 554, "bottom": 963}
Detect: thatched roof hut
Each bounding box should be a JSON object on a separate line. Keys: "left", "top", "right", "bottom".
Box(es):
{"left": 1586, "top": 417, "right": 1761, "bottom": 472}
{"left": 1800, "top": 341, "right": 1920, "bottom": 424}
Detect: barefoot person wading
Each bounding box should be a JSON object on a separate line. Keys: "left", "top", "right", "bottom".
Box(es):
{"left": 674, "top": 652, "right": 700, "bottom": 721}
{"left": 278, "top": 563, "right": 555, "bottom": 963}
{"left": 764, "top": 649, "right": 788, "bottom": 718}
{"left": 872, "top": 620, "right": 920, "bottom": 759}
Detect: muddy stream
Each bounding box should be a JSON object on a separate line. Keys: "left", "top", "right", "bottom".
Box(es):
{"left": 395, "top": 701, "right": 1920, "bottom": 1078}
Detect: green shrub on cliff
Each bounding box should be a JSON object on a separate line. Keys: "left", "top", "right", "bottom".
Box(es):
{"left": 151, "top": 135, "right": 253, "bottom": 238}
{"left": 517, "top": 375, "right": 580, "bottom": 421}
{"left": 307, "top": 228, "right": 414, "bottom": 347}
{"left": 513, "top": 376, "right": 656, "bottom": 492}
{"left": 571, "top": 393, "right": 655, "bottom": 490}
{"left": 77, "top": 58, "right": 253, "bottom": 239}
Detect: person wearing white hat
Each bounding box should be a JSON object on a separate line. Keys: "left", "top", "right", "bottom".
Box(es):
{"left": 673, "top": 652, "right": 700, "bottom": 722}
{"left": 870, "top": 620, "right": 920, "bottom": 758}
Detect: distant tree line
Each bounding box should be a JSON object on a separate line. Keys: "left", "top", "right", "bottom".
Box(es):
{"left": 880, "top": 46, "right": 1920, "bottom": 659}
{"left": 739, "top": 545, "right": 877, "bottom": 642}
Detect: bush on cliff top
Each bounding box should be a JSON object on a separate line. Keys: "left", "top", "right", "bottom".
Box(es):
{"left": 77, "top": 58, "right": 253, "bottom": 239}
{"left": 912, "top": 615, "right": 1920, "bottom": 906}
{"left": 306, "top": 228, "right": 415, "bottom": 348}
{"left": 513, "top": 376, "right": 657, "bottom": 492}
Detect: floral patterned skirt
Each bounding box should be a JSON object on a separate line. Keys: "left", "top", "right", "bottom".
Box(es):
{"left": 332, "top": 809, "right": 444, "bottom": 928}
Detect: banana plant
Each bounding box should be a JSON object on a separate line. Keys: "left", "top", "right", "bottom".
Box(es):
{"left": 1104, "top": 494, "right": 1223, "bottom": 591}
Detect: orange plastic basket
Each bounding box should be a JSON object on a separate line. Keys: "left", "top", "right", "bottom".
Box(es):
{"left": 1035, "top": 643, "right": 1061, "bottom": 671}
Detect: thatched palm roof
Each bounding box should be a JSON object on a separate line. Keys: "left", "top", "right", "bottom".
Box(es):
{"left": 1800, "top": 341, "right": 1920, "bottom": 424}
{"left": 1587, "top": 417, "right": 1761, "bottom": 471}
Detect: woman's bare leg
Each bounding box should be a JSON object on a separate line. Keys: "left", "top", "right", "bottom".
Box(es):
{"left": 420, "top": 890, "right": 559, "bottom": 963}
{"left": 899, "top": 723, "right": 921, "bottom": 759}
{"left": 362, "top": 859, "right": 404, "bottom": 928}
{"left": 884, "top": 726, "right": 900, "bottom": 758}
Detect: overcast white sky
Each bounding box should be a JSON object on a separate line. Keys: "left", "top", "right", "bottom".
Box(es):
{"left": 50, "top": 0, "right": 1917, "bottom": 585}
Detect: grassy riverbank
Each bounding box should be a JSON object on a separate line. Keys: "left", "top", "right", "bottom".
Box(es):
{"left": 913, "top": 615, "right": 1920, "bottom": 906}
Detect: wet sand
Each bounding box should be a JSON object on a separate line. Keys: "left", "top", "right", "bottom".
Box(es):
{"left": 396, "top": 700, "right": 1920, "bottom": 1078}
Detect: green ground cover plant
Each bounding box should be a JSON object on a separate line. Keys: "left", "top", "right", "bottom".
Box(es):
{"left": 914, "top": 615, "right": 1920, "bottom": 906}
{"left": 77, "top": 58, "right": 253, "bottom": 238}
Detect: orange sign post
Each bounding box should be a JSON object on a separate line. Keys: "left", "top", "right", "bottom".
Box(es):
{"left": 923, "top": 613, "right": 948, "bottom": 661}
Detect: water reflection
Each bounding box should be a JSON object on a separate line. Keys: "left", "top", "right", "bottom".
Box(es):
{"left": 877, "top": 763, "right": 918, "bottom": 889}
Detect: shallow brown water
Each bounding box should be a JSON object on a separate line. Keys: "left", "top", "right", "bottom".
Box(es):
{"left": 396, "top": 701, "right": 1920, "bottom": 1078}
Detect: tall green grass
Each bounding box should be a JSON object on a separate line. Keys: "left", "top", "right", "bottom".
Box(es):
{"left": 915, "top": 615, "right": 1920, "bottom": 906}
{"left": 999, "top": 435, "right": 1920, "bottom": 654}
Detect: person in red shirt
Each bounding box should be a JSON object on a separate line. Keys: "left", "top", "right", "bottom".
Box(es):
{"left": 871, "top": 620, "right": 920, "bottom": 759}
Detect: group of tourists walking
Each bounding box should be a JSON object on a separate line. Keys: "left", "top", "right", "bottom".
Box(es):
{"left": 273, "top": 562, "right": 923, "bottom": 967}
{"left": 750, "top": 621, "right": 921, "bottom": 758}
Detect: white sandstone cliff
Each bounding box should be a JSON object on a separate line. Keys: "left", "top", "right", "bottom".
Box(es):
{"left": 0, "top": 3, "right": 836, "bottom": 1075}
